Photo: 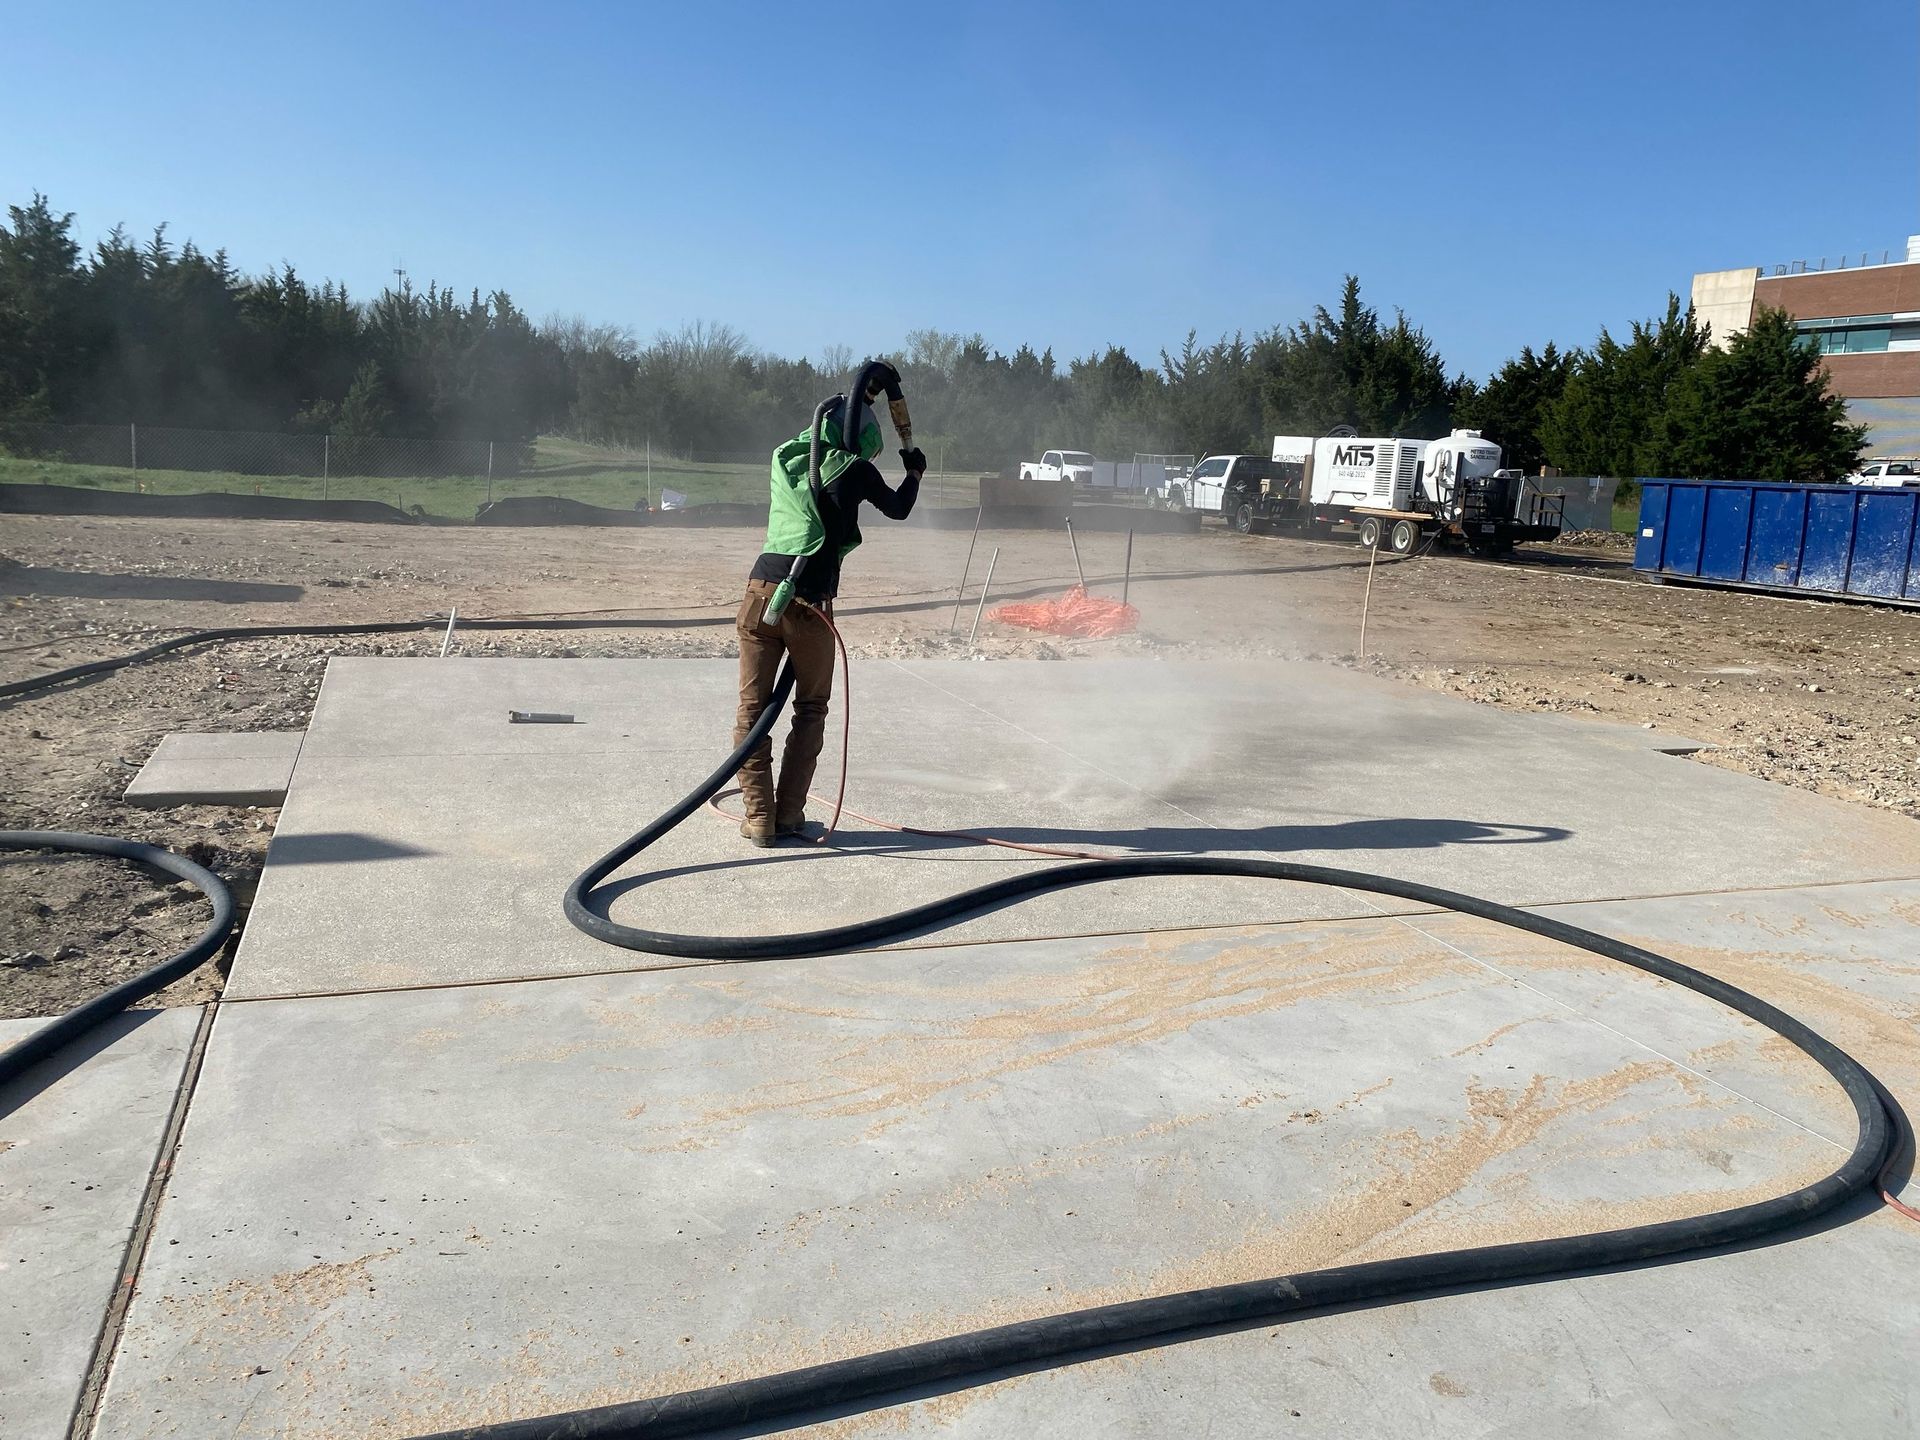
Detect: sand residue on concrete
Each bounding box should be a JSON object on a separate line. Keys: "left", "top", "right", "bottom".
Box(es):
{"left": 656, "top": 920, "right": 1459, "bottom": 1140}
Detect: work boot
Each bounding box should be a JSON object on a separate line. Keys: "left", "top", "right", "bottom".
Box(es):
{"left": 775, "top": 813, "right": 815, "bottom": 841}
{"left": 737, "top": 762, "right": 776, "bottom": 848}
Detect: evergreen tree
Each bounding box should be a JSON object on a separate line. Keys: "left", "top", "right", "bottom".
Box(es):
{"left": 336, "top": 361, "right": 393, "bottom": 437}
{"left": 1066, "top": 344, "right": 1166, "bottom": 456}
{"left": 1256, "top": 276, "right": 1370, "bottom": 436}
{"left": 1356, "top": 312, "right": 1453, "bottom": 438}
{"left": 0, "top": 195, "right": 89, "bottom": 421}
{"left": 1656, "top": 307, "right": 1866, "bottom": 482}
{"left": 1254, "top": 277, "right": 1454, "bottom": 440}
{"left": 1161, "top": 330, "right": 1257, "bottom": 453}
{"left": 1541, "top": 295, "right": 1706, "bottom": 477}
{"left": 1455, "top": 342, "right": 1577, "bottom": 474}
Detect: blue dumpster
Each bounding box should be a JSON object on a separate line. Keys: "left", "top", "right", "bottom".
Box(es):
{"left": 1634, "top": 479, "right": 1920, "bottom": 605}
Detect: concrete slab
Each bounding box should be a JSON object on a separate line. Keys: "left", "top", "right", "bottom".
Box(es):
{"left": 224, "top": 658, "right": 1920, "bottom": 998}
{"left": 1415, "top": 876, "right": 1920, "bottom": 1143}
{"left": 123, "top": 731, "right": 304, "bottom": 808}
{"left": 0, "top": 1008, "right": 201, "bottom": 1439}
{"left": 89, "top": 882, "right": 1917, "bottom": 1439}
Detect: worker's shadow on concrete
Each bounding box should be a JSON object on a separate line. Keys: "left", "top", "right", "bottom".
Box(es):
{"left": 820, "top": 815, "right": 1573, "bottom": 860}
{"left": 265, "top": 832, "right": 430, "bottom": 865}
{"left": 592, "top": 816, "right": 1571, "bottom": 909}
{"left": 0, "top": 565, "right": 305, "bottom": 605}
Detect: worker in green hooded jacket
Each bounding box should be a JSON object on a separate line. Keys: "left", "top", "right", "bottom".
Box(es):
{"left": 733, "top": 387, "right": 925, "bottom": 846}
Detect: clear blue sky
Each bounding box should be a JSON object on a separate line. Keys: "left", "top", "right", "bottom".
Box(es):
{"left": 6, "top": 0, "right": 1915, "bottom": 381}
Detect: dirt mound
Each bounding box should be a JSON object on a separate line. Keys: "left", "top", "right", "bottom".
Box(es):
{"left": 1556, "top": 529, "right": 1635, "bottom": 551}
{"left": 473, "top": 495, "right": 650, "bottom": 527}
{"left": 0, "top": 483, "right": 414, "bottom": 525}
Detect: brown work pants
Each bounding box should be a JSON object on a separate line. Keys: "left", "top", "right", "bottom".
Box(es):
{"left": 734, "top": 578, "right": 835, "bottom": 829}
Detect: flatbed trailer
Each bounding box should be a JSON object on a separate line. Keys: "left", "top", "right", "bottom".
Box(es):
{"left": 1221, "top": 432, "right": 1564, "bottom": 556}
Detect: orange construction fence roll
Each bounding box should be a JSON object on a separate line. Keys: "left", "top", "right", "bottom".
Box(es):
{"left": 989, "top": 584, "right": 1139, "bottom": 638}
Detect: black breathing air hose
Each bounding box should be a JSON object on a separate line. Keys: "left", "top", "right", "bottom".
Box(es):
{"left": 0, "top": 615, "right": 825, "bottom": 703}
{"left": 480, "top": 668, "right": 1908, "bottom": 1440}
{"left": 842, "top": 358, "right": 909, "bottom": 464}
{"left": 0, "top": 831, "right": 235, "bottom": 1098}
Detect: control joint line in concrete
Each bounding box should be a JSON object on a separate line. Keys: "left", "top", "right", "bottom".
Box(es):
{"left": 67, "top": 1002, "right": 220, "bottom": 1440}
{"left": 1365, "top": 904, "right": 1851, "bottom": 1154}
{"left": 1516, "top": 871, "right": 1920, "bottom": 911}
{"left": 224, "top": 865, "right": 1920, "bottom": 1008}
{"left": 292, "top": 747, "right": 723, "bottom": 762}
{"left": 283, "top": 724, "right": 309, "bottom": 797}
{"left": 216, "top": 910, "right": 1441, "bottom": 1005}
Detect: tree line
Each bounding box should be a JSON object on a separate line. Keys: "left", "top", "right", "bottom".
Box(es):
{"left": 0, "top": 194, "right": 1865, "bottom": 480}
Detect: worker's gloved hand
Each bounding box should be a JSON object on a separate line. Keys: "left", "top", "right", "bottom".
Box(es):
{"left": 900, "top": 447, "right": 927, "bottom": 477}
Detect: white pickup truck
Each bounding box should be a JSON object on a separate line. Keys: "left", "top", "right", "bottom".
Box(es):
{"left": 1020, "top": 449, "right": 1096, "bottom": 485}
{"left": 1173, "top": 454, "right": 1288, "bottom": 514}
{"left": 1850, "top": 457, "right": 1918, "bottom": 487}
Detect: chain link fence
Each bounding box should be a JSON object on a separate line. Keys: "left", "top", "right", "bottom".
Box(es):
{"left": 0, "top": 421, "right": 992, "bottom": 519}
{"left": 0, "top": 421, "right": 524, "bottom": 484}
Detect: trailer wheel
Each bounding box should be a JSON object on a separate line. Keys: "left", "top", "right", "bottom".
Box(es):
{"left": 1357, "top": 516, "right": 1382, "bottom": 550}
{"left": 1167, "top": 485, "right": 1186, "bottom": 512}
{"left": 1389, "top": 519, "right": 1419, "bottom": 555}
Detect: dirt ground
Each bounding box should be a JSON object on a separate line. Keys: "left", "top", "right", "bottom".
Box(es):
{"left": 4, "top": 510, "right": 1918, "bottom": 1018}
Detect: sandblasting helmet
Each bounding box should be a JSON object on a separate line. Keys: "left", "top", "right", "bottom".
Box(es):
{"left": 823, "top": 397, "right": 883, "bottom": 461}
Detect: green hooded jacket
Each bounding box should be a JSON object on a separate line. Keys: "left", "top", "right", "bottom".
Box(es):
{"left": 763, "top": 404, "right": 883, "bottom": 560}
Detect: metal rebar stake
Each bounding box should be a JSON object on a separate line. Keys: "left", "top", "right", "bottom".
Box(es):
{"left": 949, "top": 505, "right": 984, "bottom": 632}
{"left": 1064, "top": 517, "right": 1087, "bottom": 591}
{"left": 1359, "top": 534, "right": 1380, "bottom": 658}
{"left": 1122, "top": 529, "right": 1134, "bottom": 605}
{"left": 968, "top": 547, "right": 1000, "bottom": 649}
{"left": 440, "top": 607, "right": 459, "bottom": 657}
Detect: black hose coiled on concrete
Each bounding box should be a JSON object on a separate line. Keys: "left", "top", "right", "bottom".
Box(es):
{"left": 518, "top": 677, "right": 1905, "bottom": 1440}
{"left": 0, "top": 831, "right": 235, "bottom": 1098}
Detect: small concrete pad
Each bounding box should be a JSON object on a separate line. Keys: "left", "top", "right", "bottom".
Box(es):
{"left": 0, "top": 1008, "right": 201, "bottom": 1439}
{"left": 123, "top": 731, "right": 304, "bottom": 808}
{"left": 224, "top": 659, "right": 1920, "bottom": 999}
{"left": 89, "top": 881, "right": 1918, "bottom": 1439}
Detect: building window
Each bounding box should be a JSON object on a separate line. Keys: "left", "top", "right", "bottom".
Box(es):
{"left": 1800, "top": 325, "right": 1893, "bottom": 355}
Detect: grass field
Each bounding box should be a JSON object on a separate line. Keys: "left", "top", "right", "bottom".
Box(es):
{"left": 0, "top": 434, "right": 989, "bottom": 519}
{"left": 1, "top": 434, "right": 1627, "bottom": 531}
{"left": 1611, "top": 482, "right": 1640, "bottom": 533}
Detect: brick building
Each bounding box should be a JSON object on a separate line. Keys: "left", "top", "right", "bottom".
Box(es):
{"left": 1691, "top": 235, "right": 1920, "bottom": 456}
